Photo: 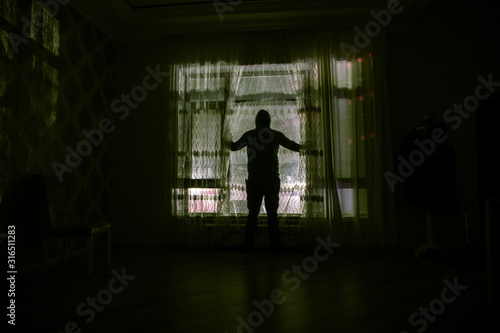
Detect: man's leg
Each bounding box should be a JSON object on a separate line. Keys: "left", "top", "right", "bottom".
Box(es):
{"left": 245, "top": 179, "right": 262, "bottom": 249}
{"left": 264, "top": 179, "right": 280, "bottom": 250}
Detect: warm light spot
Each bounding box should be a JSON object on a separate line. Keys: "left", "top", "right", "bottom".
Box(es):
{"left": 370, "top": 91, "right": 373, "bottom": 97}
{"left": 358, "top": 57, "right": 363, "bottom": 62}
{"left": 359, "top": 95, "right": 365, "bottom": 101}
{"left": 361, "top": 135, "right": 365, "bottom": 141}
{"left": 348, "top": 100, "right": 352, "bottom": 105}
{"left": 348, "top": 139, "right": 353, "bottom": 144}
{"left": 369, "top": 53, "right": 372, "bottom": 58}
{"left": 371, "top": 132, "right": 374, "bottom": 138}
{"left": 347, "top": 62, "right": 351, "bottom": 68}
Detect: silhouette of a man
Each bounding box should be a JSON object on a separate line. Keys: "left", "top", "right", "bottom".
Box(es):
{"left": 231, "top": 110, "right": 301, "bottom": 250}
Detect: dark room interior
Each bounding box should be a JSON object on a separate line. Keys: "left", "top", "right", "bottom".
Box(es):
{"left": 0, "top": 0, "right": 498, "bottom": 332}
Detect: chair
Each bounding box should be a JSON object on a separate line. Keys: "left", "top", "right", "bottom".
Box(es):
{"left": 34, "top": 175, "right": 111, "bottom": 275}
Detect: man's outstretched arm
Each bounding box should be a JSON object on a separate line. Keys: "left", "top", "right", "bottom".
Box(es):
{"left": 280, "top": 132, "right": 302, "bottom": 152}
{"left": 231, "top": 132, "right": 249, "bottom": 151}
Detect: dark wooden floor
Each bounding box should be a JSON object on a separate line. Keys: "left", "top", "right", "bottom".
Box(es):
{"left": 13, "top": 245, "right": 492, "bottom": 333}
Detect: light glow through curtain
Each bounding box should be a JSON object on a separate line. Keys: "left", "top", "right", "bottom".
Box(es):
{"left": 172, "top": 61, "right": 323, "bottom": 247}
{"left": 166, "top": 30, "right": 395, "bottom": 248}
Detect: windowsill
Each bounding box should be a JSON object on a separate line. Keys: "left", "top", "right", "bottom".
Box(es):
{"left": 174, "top": 215, "right": 369, "bottom": 223}
{"left": 174, "top": 215, "right": 302, "bottom": 225}
{"left": 341, "top": 215, "right": 369, "bottom": 221}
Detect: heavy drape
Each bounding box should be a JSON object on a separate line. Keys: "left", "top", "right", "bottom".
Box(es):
{"left": 165, "top": 29, "right": 396, "bottom": 248}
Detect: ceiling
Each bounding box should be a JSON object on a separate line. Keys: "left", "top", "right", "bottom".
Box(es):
{"left": 67, "top": 0, "right": 482, "bottom": 42}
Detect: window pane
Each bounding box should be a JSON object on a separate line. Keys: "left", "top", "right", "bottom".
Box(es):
{"left": 337, "top": 188, "right": 368, "bottom": 218}
{"left": 173, "top": 188, "right": 220, "bottom": 214}
{"left": 338, "top": 188, "right": 354, "bottom": 217}
{"left": 191, "top": 109, "right": 221, "bottom": 179}
{"left": 334, "top": 97, "right": 352, "bottom": 179}
{"left": 177, "top": 63, "right": 307, "bottom": 215}
{"left": 188, "top": 188, "right": 219, "bottom": 213}
{"left": 359, "top": 188, "right": 368, "bottom": 217}
{"left": 32, "top": 1, "right": 60, "bottom": 56}
{"left": 333, "top": 60, "right": 352, "bottom": 89}
{"left": 228, "top": 64, "right": 304, "bottom": 215}
{"left": 332, "top": 58, "right": 362, "bottom": 89}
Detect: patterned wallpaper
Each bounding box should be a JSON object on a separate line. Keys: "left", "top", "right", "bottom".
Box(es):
{"left": 0, "top": 0, "right": 115, "bottom": 266}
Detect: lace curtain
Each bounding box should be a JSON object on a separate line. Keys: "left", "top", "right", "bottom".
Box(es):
{"left": 325, "top": 33, "right": 396, "bottom": 246}
{"left": 165, "top": 29, "right": 396, "bottom": 248}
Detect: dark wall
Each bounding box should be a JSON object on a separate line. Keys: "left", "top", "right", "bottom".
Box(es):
{"left": 0, "top": 1, "right": 115, "bottom": 268}
{"left": 108, "top": 1, "right": 500, "bottom": 249}
{"left": 110, "top": 42, "right": 169, "bottom": 244}
{"left": 386, "top": 7, "right": 500, "bottom": 249}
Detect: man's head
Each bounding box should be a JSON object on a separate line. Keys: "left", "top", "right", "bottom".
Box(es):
{"left": 255, "top": 110, "right": 271, "bottom": 128}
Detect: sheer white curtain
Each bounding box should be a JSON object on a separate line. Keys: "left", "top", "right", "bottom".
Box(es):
{"left": 227, "top": 63, "right": 305, "bottom": 217}
{"left": 168, "top": 62, "right": 237, "bottom": 246}
{"left": 165, "top": 29, "right": 396, "bottom": 248}
{"left": 322, "top": 30, "right": 397, "bottom": 246}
